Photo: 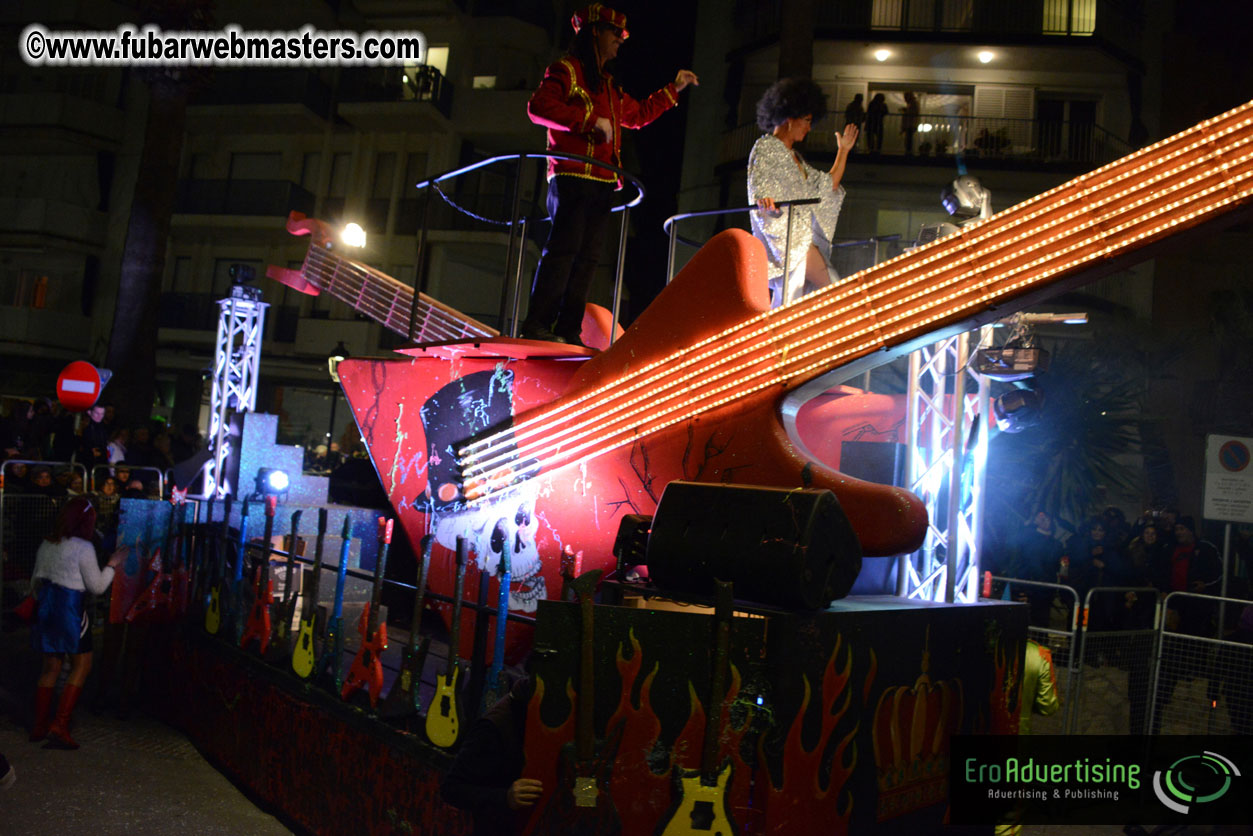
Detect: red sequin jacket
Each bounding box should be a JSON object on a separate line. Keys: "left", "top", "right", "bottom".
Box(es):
{"left": 527, "top": 56, "right": 679, "bottom": 184}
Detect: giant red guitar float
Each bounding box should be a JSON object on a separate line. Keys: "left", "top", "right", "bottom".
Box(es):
{"left": 269, "top": 101, "right": 1253, "bottom": 660}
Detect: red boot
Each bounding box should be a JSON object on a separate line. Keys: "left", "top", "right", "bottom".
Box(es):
{"left": 29, "top": 686, "right": 54, "bottom": 742}
{"left": 45, "top": 684, "right": 83, "bottom": 750}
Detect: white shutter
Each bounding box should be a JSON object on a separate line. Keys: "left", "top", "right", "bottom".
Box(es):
{"left": 974, "top": 85, "right": 1035, "bottom": 149}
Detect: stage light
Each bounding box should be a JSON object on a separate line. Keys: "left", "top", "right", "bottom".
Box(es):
{"left": 874, "top": 49, "right": 891, "bottom": 61}
{"left": 993, "top": 387, "right": 1044, "bottom": 433}
{"left": 228, "top": 263, "right": 256, "bottom": 284}
{"left": 341, "top": 223, "right": 367, "bottom": 248}
{"left": 941, "top": 175, "right": 992, "bottom": 220}
{"left": 255, "top": 467, "right": 289, "bottom": 497}
{"left": 973, "top": 346, "right": 1050, "bottom": 382}
{"left": 977, "top": 50, "right": 995, "bottom": 64}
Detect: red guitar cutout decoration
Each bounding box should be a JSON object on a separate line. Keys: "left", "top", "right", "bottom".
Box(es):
{"left": 342, "top": 517, "right": 393, "bottom": 709}
{"left": 240, "top": 496, "right": 278, "bottom": 655}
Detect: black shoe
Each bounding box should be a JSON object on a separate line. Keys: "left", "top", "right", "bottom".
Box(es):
{"left": 519, "top": 326, "right": 566, "bottom": 344}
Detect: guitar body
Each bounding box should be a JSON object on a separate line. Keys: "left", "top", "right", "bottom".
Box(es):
{"left": 425, "top": 667, "right": 462, "bottom": 748}
{"left": 240, "top": 574, "right": 272, "bottom": 655}
{"left": 529, "top": 726, "right": 625, "bottom": 836}
{"left": 290, "top": 608, "right": 322, "bottom": 680}
{"left": 341, "top": 603, "right": 388, "bottom": 707}
{"left": 660, "top": 762, "right": 736, "bottom": 836}
{"left": 204, "top": 585, "right": 222, "bottom": 635}
{"left": 335, "top": 258, "right": 922, "bottom": 661}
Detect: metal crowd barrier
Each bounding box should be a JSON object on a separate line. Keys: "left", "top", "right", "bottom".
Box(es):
{"left": 1071, "top": 586, "right": 1161, "bottom": 735}
{"left": 90, "top": 463, "right": 166, "bottom": 499}
{"left": 0, "top": 459, "right": 89, "bottom": 611}
{"left": 1149, "top": 592, "right": 1253, "bottom": 736}
{"left": 988, "top": 575, "right": 1080, "bottom": 734}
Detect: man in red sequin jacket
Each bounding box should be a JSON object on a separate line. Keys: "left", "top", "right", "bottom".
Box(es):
{"left": 521, "top": 4, "right": 698, "bottom": 346}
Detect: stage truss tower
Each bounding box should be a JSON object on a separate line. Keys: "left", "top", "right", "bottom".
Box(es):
{"left": 203, "top": 285, "right": 268, "bottom": 498}
{"left": 898, "top": 326, "right": 992, "bottom": 603}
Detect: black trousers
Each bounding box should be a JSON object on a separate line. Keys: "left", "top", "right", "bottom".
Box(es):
{"left": 524, "top": 175, "right": 614, "bottom": 338}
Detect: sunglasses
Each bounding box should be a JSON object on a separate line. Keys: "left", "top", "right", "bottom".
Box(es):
{"left": 596, "top": 22, "right": 626, "bottom": 39}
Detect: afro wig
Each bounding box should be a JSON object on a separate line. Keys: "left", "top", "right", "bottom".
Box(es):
{"left": 755, "top": 78, "right": 828, "bottom": 132}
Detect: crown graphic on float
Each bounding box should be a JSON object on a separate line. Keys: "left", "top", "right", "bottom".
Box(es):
{"left": 871, "top": 627, "right": 964, "bottom": 820}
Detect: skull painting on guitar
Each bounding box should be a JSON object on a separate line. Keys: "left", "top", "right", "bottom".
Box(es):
{"left": 432, "top": 484, "right": 546, "bottom": 612}
{"left": 422, "top": 368, "right": 548, "bottom": 611}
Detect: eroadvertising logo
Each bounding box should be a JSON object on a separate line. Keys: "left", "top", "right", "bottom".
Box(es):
{"left": 951, "top": 736, "right": 1250, "bottom": 825}
{"left": 1151, "top": 751, "right": 1240, "bottom": 815}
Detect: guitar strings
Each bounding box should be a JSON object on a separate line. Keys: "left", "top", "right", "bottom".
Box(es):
{"left": 301, "top": 247, "right": 490, "bottom": 342}
{"left": 465, "top": 106, "right": 1253, "bottom": 473}
{"left": 462, "top": 128, "right": 1253, "bottom": 486}
{"left": 466, "top": 154, "right": 1253, "bottom": 497}
{"left": 469, "top": 173, "right": 1253, "bottom": 499}
{"left": 301, "top": 245, "right": 496, "bottom": 342}
{"left": 463, "top": 105, "right": 1253, "bottom": 471}
{"left": 301, "top": 251, "right": 469, "bottom": 343}
{"left": 459, "top": 108, "right": 1253, "bottom": 497}
{"left": 462, "top": 109, "right": 1253, "bottom": 475}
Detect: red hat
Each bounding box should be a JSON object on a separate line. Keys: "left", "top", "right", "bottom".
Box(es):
{"left": 572, "top": 4, "right": 629, "bottom": 39}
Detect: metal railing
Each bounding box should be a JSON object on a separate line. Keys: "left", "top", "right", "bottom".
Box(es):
{"left": 89, "top": 464, "right": 166, "bottom": 499}
{"left": 988, "top": 575, "right": 1080, "bottom": 733}
{"left": 662, "top": 202, "right": 901, "bottom": 293}
{"left": 718, "top": 114, "right": 1132, "bottom": 168}
{"left": 413, "top": 152, "right": 645, "bottom": 344}
{"left": 1071, "top": 585, "right": 1161, "bottom": 734}
{"left": 0, "top": 459, "right": 90, "bottom": 609}
{"left": 1150, "top": 592, "right": 1253, "bottom": 736}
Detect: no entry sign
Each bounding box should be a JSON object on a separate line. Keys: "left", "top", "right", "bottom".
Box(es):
{"left": 56, "top": 361, "right": 104, "bottom": 412}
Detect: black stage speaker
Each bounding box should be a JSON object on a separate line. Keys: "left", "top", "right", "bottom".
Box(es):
{"left": 644, "top": 481, "right": 862, "bottom": 611}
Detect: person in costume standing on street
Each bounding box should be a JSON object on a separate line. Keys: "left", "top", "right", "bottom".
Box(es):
{"left": 522, "top": 4, "right": 698, "bottom": 346}
{"left": 29, "top": 496, "right": 124, "bottom": 749}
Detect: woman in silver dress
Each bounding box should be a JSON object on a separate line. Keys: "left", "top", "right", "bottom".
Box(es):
{"left": 748, "top": 78, "right": 858, "bottom": 306}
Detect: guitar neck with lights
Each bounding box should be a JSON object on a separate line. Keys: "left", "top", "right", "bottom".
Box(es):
{"left": 267, "top": 213, "right": 498, "bottom": 345}
{"left": 459, "top": 100, "right": 1253, "bottom": 503}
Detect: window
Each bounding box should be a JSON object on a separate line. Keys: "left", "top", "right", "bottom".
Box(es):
{"left": 300, "top": 152, "right": 322, "bottom": 193}
{"left": 425, "top": 46, "right": 449, "bottom": 76}
{"left": 1042, "top": 0, "right": 1095, "bottom": 35}
{"left": 328, "top": 153, "right": 353, "bottom": 198}
{"left": 372, "top": 153, "right": 396, "bottom": 200}
{"left": 472, "top": 76, "right": 496, "bottom": 89}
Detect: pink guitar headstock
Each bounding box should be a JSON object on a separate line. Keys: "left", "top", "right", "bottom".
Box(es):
{"left": 265, "top": 211, "right": 335, "bottom": 296}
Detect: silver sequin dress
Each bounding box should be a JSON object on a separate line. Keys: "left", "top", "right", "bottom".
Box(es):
{"left": 747, "top": 134, "right": 846, "bottom": 306}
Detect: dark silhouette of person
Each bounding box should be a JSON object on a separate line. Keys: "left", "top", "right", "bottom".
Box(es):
{"left": 865, "top": 93, "right": 887, "bottom": 152}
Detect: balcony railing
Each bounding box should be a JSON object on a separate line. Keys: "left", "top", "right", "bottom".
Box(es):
{"left": 735, "top": 0, "right": 1142, "bottom": 60}
{"left": 718, "top": 113, "right": 1131, "bottom": 169}
{"left": 190, "top": 69, "right": 333, "bottom": 119}
{"left": 337, "top": 65, "right": 453, "bottom": 118}
{"left": 174, "top": 179, "right": 315, "bottom": 217}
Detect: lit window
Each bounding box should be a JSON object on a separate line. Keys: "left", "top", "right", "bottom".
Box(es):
{"left": 425, "top": 46, "right": 449, "bottom": 75}
{"left": 472, "top": 76, "right": 496, "bottom": 89}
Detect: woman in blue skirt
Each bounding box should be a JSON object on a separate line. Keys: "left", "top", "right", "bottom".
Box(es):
{"left": 29, "top": 496, "right": 123, "bottom": 749}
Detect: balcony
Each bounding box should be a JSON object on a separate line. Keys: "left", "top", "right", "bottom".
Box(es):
{"left": 337, "top": 66, "right": 454, "bottom": 132}
{"left": 186, "top": 69, "right": 332, "bottom": 133}
{"left": 718, "top": 113, "right": 1131, "bottom": 171}
{"left": 0, "top": 198, "right": 109, "bottom": 248}
{"left": 735, "top": 0, "right": 1143, "bottom": 65}
{"left": 0, "top": 272, "right": 91, "bottom": 355}
{"left": 174, "top": 179, "right": 315, "bottom": 218}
